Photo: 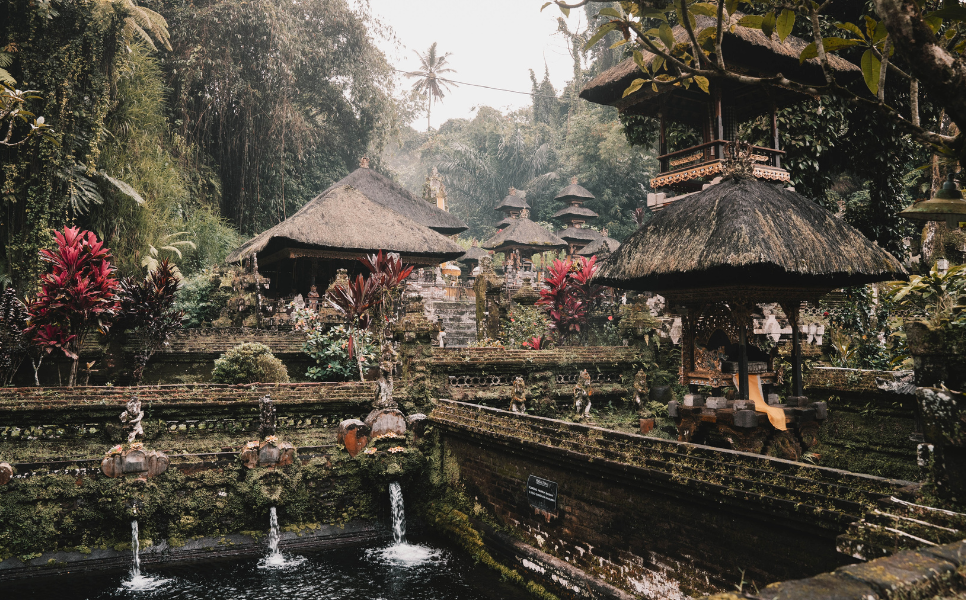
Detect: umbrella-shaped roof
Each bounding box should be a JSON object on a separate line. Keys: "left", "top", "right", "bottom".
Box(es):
{"left": 553, "top": 205, "right": 599, "bottom": 221}
{"left": 555, "top": 177, "right": 595, "bottom": 204}
{"left": 482, "top": 217, "right": 567, "bottom": 254}
{"left": 592, "top": 178, "right": 906, "bottom": 296}
{"left": 558, "top": 226, "right": 602, "bottom": 244}
{"left": 576, "top": 235, "right": 620, "bottom": 256}
{"left": 226, "top": 185, "right": 465, "bottom": 265}
{"left": 495, "top": 188, "right": 530, "bottom": 213}
{"left": 317, "top": 164, "right": 467, "bottom": 235}
{"left": 459, "top": 244, "right": 490, "bottom": 264}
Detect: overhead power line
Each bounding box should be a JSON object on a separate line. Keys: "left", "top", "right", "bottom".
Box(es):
{"left": 391, "top": 67, "right": 561, "bottom": 99}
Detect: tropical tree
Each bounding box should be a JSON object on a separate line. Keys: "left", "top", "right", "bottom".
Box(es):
{"left": 25, "top": 227, "right": 120, "bottom": 386}
{"left": 407, "top": 42, "right": 457, "bottom": 132}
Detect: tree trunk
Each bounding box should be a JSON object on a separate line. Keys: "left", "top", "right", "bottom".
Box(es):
{"left": 69, "top": 356, "right": 79, "bottom": 387}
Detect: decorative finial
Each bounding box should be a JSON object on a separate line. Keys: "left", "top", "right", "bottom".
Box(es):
{"left": 721, "top": 142, "right": 754, "bottom": 180}
{"left": 509, "top": 186, "right": 516, "bottom": 195}
{"left": 520, "top": 208, "right": 530, "bottom": 219}
{"left": 570, "top": 176, "right": 578, "bottom": 185}
{"left": 360, "top": 156, "right": 370, "bottom": 168}
{"left": 471, "top": 239, "right": 478, "bottom": 247}
{"left": 601, "top": 227, "right": 609, "bottom": 237}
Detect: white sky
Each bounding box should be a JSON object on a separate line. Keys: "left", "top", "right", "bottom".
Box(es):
{"left": 364, "top": 0, "right": 584, "bottom": 128}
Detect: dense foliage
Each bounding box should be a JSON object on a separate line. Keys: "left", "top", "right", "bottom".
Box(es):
{"left": 303, "top": 325, "right": 376, "bottom": 382}
{"left": 211, "top": 342, "right": 289, "bottom": 384}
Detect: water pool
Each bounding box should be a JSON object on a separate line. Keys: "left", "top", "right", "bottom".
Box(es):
{"left": 4, "top": 537, "right": 533, "bottom": 600}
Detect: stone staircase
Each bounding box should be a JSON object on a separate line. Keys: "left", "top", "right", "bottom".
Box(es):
{"left": 837, "top": 495, "right": 966, "bottom": 561}
{"left": 425, "top": 299, "right": 477, "bottom": 348}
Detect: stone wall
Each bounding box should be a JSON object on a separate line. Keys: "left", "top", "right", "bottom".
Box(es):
{"left": 432, "top": 400, "right": 911, "bottom": 598}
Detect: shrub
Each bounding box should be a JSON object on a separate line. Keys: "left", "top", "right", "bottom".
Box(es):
{"left": 174, "top": 268, "right": 231, "bottom": 328}
{"left": 502, "top": 305, "right": 550, "bottom": 348}
{"left": 303, "top": 325, "right": 376, "bottom": 382}
{"left": 211, "top": 342, "right": 289, "bottom": 384}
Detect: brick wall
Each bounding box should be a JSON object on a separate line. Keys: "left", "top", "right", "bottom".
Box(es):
{"left": 434, "top": 400, "right": 909, "bottom": 598}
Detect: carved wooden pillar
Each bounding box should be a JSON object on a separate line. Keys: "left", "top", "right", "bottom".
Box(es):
{"left": 780, "top": 301, "right": 804, "bottom": 398}
{"left": 730, "top": 301, "right": 754, "bottom": 401}
{"left": 680, "top": 304, "right": 700, "bottom": 385}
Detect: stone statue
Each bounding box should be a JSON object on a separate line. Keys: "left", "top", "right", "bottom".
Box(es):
{"left": 258, "top": 394, "right": 276, "bottom": 438}
{"left": 374, "top": 342, "right": 397, "bottom": 409}
{"left": 510, "top": 376, "right": 527, "bottom": 413}
{"left": 120, "top": 396, "right": 144, "bottom": 443}
{"left": 633, "top": 369, "right": 648, "bottom": 411}
{"left": 573, "top": 369, "right": 593, "bottom": 420}
{"left": 307, "top": 285, "right": 320, "bottom": 310}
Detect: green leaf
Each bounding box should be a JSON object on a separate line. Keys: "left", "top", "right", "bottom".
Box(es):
{"left": 873, "top": 20, "right": 888, "bottom": 44}
{"left": 860, "top": 48, "right": 881, "bottom": 95}
{"left": 925, "top": 15, "right": 942, "bottom": 33}
{"left": 540, "top": 2, "right": 552, "bottom": 11}
{"left": 584, "top": 22, "right": 618, "bottom": 50}
{"left": 777, "top": 9, "right": 795, "bottom": 42}
{"left": 694, "top": 75, "right": 710, "bottom": 93}
{"left": 633, "top": 50, "right": 646, "bottom": 70}
{"left": 929, "top": 7, "right": 966, "bottom": 21}
{"left": 823, "top": 37, "right": 862, "bottom": 52}
{"left": 640, "top": 8, "right": 668, "bottom": 21}
{"left": 691, "top": 2, "right": 718, "bottom": 18}
{"left": 738, "top": 15, "right": 764, "bottom": 29}
{"left": 651, "top": 54, "right": 665, "bottom": 74}
{"left": 623, "top": 78, "right": 647, "bottom": 98}
{"left": 761, "top": 11, "right": 776, "bottom": 38}
{"left": 659, "top": 22, "right": 675, "bottom": 51}
{"left": 598, "top": 7, "right": 622, "bottom": 18}
{"left": 726, "top": 0, "right": 738, "bottom": 16}
{"left": 559, "top": 5, "right": 570, "bottom": 17}
{"left": 834, "top": 22, "right": 864, "bottom": 39}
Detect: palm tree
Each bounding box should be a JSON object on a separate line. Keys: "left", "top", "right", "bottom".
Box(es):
{"left": 407, "top": 43, "right": 456, "bottom": 132}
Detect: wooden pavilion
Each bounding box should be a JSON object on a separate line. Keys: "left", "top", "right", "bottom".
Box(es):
{"left": 482, "top": 212, "right": 567, "bottom": 271}
{"left": 553, "top": 177, "right": 601, "bottom": 255}
{"left": 580, "top": 14, "right": 859, "bottom": 200}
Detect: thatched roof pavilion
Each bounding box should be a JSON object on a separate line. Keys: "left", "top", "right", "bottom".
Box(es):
{"left": 482, "top": 216, "right": 567, "bottom": 258}
{"left": 594, "top": 178, "right": 904, "bottom": 296}
{"left": 554, "top": 179, "right": 595, "bottom": 204}
{"left": 316, "top": 161, "right": 467, "bottom": 235}
{"left": 458, "top": 243, "right": 490, "bottom": 266}
{"left": 226, "top": 185, "right": 465, "bottom": 297}
{"left": 576, "top": 234, "right": 620, "bottom": 257}
{"left": 593, "top": 177, "right": 905, "bottom": 406}
{"left": 494, "top": 187, "right": 530, "bottom": 220}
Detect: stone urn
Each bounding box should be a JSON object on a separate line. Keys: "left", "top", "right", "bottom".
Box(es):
{"left": 337, "top": 419, "right": 371, "bottom": 457}
{"left": 0, "top": 462, "right": 13, "bottom": 485}
{"left": 904, "top": 319, "right": 966, "bottom": 389}
{"left": 240, "top": 437, "right": 297, "bottom": 469}
{"left": 917, "top": 387, "right": 966, "bottom": 498}
{"left": 101, "top": 446, "right": 169, "bottom": 479}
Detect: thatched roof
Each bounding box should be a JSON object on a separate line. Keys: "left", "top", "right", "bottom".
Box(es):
{"left": 459, "top": 245, "right": 490, "bottom": 264}
{"left": 226, "top": 185, "right": 465, "bottom": 264}
{"left": 553, "top": 206, "right": 599, "bottom": 221}
{"left": 317, "top": 166, "right": 467, "bottom": 235}
{"left": 593, "top": 178, "right": 906, "bottom": 294}
{"left": 555, "top": 180, "right": 595, "bottom": 203}
{"left": 580, "top": 14, "right": 859, "bottom": 118}
{"left": 482, "top": 218, "right": 567, "bottom": 254}
{"left": 495, "top": 190, "right": 530, "bottom": 212}
{"left": 495, "top": 216, "right": 515, "bottom": 228}
{"left": 558, "top": 226, "right": 602, "bottom": 243}
{"left": 577, "top": 235, "right": 620, "bottom": 256}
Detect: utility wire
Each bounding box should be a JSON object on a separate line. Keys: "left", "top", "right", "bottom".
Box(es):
{"left": 391, "top": 67, "right": 561, "bottom": 99}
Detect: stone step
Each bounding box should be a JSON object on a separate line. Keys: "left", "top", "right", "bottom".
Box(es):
{"left": 837, "top": 496, "right": 966, "bottom": 561}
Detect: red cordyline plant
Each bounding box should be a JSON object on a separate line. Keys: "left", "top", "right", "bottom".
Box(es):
{"left": 25, "top": 227, "right": 119, "bottom": 386}
{"left": 536, "top": 256, "right": 604, "bottom": 342}
{"left": 326, "top": 250, "right": 413, "bottom": 380}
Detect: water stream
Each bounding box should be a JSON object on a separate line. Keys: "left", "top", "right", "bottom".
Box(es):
{"left": 258, "top": 506, "right": 305, "bottom": 569}
{"left": 390, "top": 480, "right": 407, "bottom": 544}
{"left": 119, "top": 519, "right": 168, "bottom": 592}
{"left": 366, "top": 481, "right": 439, "bottom": 566}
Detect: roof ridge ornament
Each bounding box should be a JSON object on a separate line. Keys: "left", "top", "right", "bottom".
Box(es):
{"left": 520, "top": 208, "right": 530, "bottom": 219}
{"left": 721, "top": 141, "right": 754, "bottom": 180}
{"left": 359, "top": 156, "right": 370, "bottom": 168}
{"left": 570, "top": 176, "right": 578, "bottom": 185}
{"left": 509, "top": 186, "right": 516, "bottom": 195}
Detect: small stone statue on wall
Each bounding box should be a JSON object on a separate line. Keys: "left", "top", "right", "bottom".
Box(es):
{"left": 510, "top": 376, "right": 527, "bottom": 413}
{"left": 633, "top": 369, "right": 648, "bottom": 412}
{"left": 573, "top": 369, "right": 593, "bottom": 421}
{"left": 120, "top": 396, "right": 144, "bottom": 443}
{"left": 374, "top": 342, "right": 397, "bottom": 409}
{"left": 258, "top": 394, "right": 276, "bottom": 438}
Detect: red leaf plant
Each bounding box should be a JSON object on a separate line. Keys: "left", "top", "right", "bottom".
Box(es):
{"left": 25, "top": 227, "right": 119, "bottom": 386}
{"left": 535, "top": 256, "right": 604, "bottom": 342}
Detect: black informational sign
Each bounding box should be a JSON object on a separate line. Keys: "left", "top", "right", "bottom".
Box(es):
{"left": 526, "top": 475, "right": 558, "bottom": 513}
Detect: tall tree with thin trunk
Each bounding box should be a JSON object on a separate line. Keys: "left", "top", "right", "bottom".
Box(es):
{"left": 407, "top": 42, "right": 457, "bottom": 132}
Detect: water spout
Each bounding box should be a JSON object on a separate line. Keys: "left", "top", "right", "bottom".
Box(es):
{"left": 389, "top": 481, "right": 406, "bottom": 545}
{"left": 258, "top": 506, "right": 304, "bottom": 569}
{"left": 120, "top": 519, "right": 168, "bottom": 591}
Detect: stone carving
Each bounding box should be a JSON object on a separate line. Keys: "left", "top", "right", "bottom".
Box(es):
{"left": 120, "top": 396, "right": 144, "bottom": 443}
{"left": 0, "top": 462, "right": 13, "bottom": 485}
{"left": 240, "top": 436, "right": 296, "bottom": 469}
{"left": 258, "top": 394, "right": 276, "bottom": 438}
{"left": 307, "top": 284, "right": 320, "bottom": 310}
{"left": 374, "top": 342, "right": 397, "bottom": 409}
{"left": 632, "top": 370, "right": 648, "bottom": 410}
{"left": 338, "top": 419, "right": 371, "bottom": 457}
{"left": 573, "top": 369, "right": 593, "bottom": 420}
{"left": 365, "top": 408, "right": 407, "bottom": 438}
{"left": 510, "top": 376, "right": 527, "bottom": 413}
{"left": 101, "top": 444, "right": 169, "bottom": 479}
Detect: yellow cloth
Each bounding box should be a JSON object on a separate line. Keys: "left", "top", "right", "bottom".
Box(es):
{"left": 734, "top": 373, "right": 787, "bottom": 431}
